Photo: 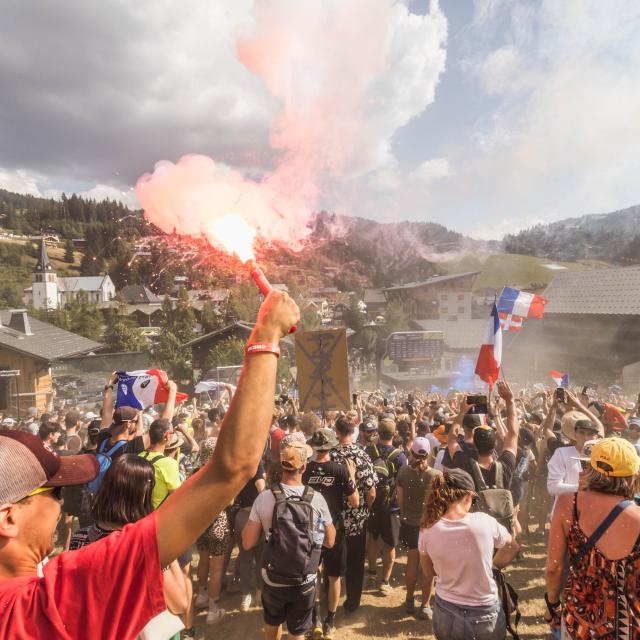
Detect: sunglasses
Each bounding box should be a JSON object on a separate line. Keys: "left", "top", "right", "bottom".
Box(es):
{"left": 579, "top": 460, "right": 589, "bottom": 471}
{"left": 23, "top": 486, "right": 63, "bottom": 501}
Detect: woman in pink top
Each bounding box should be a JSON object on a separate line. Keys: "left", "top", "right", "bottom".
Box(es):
{"left": 419, "top": 468, "right": 519, "bottom": 640}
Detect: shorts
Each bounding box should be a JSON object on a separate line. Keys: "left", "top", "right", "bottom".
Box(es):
{"left": 367, "top": 509, "right": 400, "bottom": 548}
{"left": 322, "top": 529, "right": 347, "bottom": 577}
{"left": 399, "top": 522, "right": 420, "bottom": 550}
{"left": 262, "top": 580, "right": 317, "bottom": 636}
{"left": 196, "top": 511, "right": 231, "bottom": 556}
{"left": 178, "top": 547, "right": 193, "bottom": 570}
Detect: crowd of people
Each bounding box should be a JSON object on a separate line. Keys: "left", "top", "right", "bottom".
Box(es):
{"left": 1, "top": 291, "right": 640, "bottom": 639}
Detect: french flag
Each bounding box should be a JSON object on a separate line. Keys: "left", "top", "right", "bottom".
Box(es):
{"left": 115, "top": 369, "right": 188, "bottom": 410}
{"left": 499, "top": 312, "right": 523, "bottom": 332}
{"left": 475, "top": 304, "right": 502, "bottom": 389}
{"left": 497, "top": 287, "right": 547, "bottom": 319}
{"left": 549, "top": 370, "right": 569, "bottom": 388}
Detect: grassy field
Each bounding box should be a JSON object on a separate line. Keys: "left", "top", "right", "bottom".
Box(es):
{"left": 439, "top": 251, "right": 607, "bottom": 291}
{"left": 0, "top": 237, "right": 82, "bottom": 296}
{"left": 193, "top": 532, "right": 551, "bottom": 639}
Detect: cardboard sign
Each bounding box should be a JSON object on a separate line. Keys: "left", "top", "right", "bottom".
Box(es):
{"left": 295, "top": 328, "right": 350, "bottom": 412}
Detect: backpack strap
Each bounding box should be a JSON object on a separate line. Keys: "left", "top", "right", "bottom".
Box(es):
{"left": 301, "top": 485, "right": 315, "bottom": 503}
{"left": 494, "top": 460, "right": 504, "bottom": 490}
{"left": 271, "top": 483, "right": 286, "bottom": 504}
{"left": 571, "top": 498, "right": 633, "bottom": 569}
{"left": 105, "top": 440, "right": 127, "bottom": 457}
{"left": 469, "top": 458, "right": 489, "bottom": 492}
{"left": 141, "top": 451, "right": 167, "bottom": 465}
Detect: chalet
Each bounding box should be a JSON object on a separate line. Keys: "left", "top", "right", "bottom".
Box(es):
{"left": 185, "top": 321, "right": 256, "bottom": 372}
{"left": 504, "top": 266, "right": 640, "bottom": 386}
{"left": 383, "top": 272, "right": 479, "bottom": 319}
{"left": 363, "top": 289, "right": 387, "bottom": 319}
{"left": 0, "top": 309, "right": 101, "bottom": 416}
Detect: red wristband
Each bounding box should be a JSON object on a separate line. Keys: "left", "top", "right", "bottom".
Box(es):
{"left": 245, "top": 342, "right": 280, "bottom": 358}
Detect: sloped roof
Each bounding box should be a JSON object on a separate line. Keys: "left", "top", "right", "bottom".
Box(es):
{"left": 363, "top": 288, "right": 386, "bottom": 304}
{"left": 185, "top": 321, "right": 255, "bottom": 347}
{"left": 58, "top": 276, "right": 110, "bottom": 293}
{"left": 0, "top": 311, "right": 102, "bottom": 361}
{"left": 120, "top": 284, "right": 163, "bottom": 304}
{"left": 543, "top": 266, "right": 640, "bottom": 315}
{"left": 383, "top": 272, "right": 479, "bottom": 293}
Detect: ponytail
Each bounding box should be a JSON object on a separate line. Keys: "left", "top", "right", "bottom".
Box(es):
{"left": 421, "top": 472, "right": 472, "bottom": 529}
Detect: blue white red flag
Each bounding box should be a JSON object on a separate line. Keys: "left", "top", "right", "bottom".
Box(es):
{"left": 497, "top": 287, "right": 547, "bottom": 319}
{"left": 475, "top": 304, "right": 502, "bottom": 389}
{"left": 115, "top": 369, "right": 188, "bottom": 409}
{"left": 549, "top": 370, "right": 569, "bottom": 388}
{"left": 499, "top": 312, "right": 523, "bottom": 332}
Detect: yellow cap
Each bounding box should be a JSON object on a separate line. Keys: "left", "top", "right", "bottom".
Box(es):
{"left": 590, "top": 437, "right": 640, "bottom": 478}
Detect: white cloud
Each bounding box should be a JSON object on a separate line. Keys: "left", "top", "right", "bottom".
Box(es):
{"left": 0, "top": 168, "right": 43, "bottom": 197}
{"left": 409, "top": 157, "right": 454, "bottom": 183}
{"left": 404, "top": 0, "right": 640, "bottom": 236}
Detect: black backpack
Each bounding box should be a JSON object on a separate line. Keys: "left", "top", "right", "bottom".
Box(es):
{"left": 262, "top": 484, "right": 323, "bottom": 586}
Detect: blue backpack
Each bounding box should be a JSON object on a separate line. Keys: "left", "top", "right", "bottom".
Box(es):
{"left": 88, "top": 439, "right": 127, "bottom": 493}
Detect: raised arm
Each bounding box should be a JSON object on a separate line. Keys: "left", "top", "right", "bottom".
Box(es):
{"left": 101, "top": 372, "right": 118, "bottom": 428}
{"left": 155, "top": 292, "right": 299, "bottom": 567}
{"left": 496, "top": 380, "right": 519, "bottom": 458}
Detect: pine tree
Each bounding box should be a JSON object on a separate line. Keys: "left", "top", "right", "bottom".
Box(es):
{"left": 64, "top": 239, "right": 75, "bottom": 263}
{"left": 201, "top": 300, "right": 223, "bottom": 334}
{"left": 103, "top": 305, "right": 148, "bottom": 352}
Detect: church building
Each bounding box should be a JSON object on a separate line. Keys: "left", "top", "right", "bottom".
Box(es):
{"left": 23, "top": 239, "right": 116, "bottom": 310}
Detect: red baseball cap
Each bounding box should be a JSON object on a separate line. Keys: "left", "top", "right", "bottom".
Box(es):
{"left": 0, "top": 430, "right": 99, "bottom": 504}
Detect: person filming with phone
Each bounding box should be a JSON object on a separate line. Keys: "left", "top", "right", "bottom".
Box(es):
{"left": 547, "top": 389, "right": 604, "bottom": 504}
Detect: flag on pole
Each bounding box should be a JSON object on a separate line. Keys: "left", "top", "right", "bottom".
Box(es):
{"left": 499, "top": 312, "right": 523, "bottom": 332}
{"left": 497, "top": 287, "right": 547, "bottom": 319}
{"left": 549, "top": 370, "right": 569, "bottom": 388}
{"left": 115, "top": 370, "right": 188, "bottom": 409}
{"left": 475, "top": 304, "right": 502, "bottom": 389}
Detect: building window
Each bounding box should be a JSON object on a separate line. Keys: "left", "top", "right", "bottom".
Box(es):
{"left": 441, "top": 294, "right": 448, "bottom": 300}
{"left": 458, "top": 307, "right": 465, "bottom": 313}
{"left": 458, "top": 294, "right": 464, "bottom": 300}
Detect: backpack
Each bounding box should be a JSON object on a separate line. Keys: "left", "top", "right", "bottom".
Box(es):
{"left": 88, "top": 438, "right": 127, "bottom": 494}
{"left": 469, "top": 458, "right": 515, "bottom": 533}
{"left": 261, "top": 484, "right": 323, "bottom": 586}
{"left": 369, "top": 444, "right": 402, "bottom": 510}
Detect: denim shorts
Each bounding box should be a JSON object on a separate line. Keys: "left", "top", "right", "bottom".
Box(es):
{"left": 433, "top": 595, "right": 506, "bottom": 640}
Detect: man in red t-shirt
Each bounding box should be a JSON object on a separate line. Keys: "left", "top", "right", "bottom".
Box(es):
{"left": 0, "top": 291, "right": 300, "bottom": 640}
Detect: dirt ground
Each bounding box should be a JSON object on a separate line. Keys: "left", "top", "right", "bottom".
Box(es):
{"left": 192, "top": 531, "right": 552, "bottom": 640}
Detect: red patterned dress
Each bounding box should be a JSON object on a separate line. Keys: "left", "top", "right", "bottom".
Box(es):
{"left": 563, "top": 494, "right": 640, "bottom": 639}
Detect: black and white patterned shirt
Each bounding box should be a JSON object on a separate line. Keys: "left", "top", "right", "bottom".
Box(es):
{"left": 330, "top": 443, "right": 377, "bottom": 536}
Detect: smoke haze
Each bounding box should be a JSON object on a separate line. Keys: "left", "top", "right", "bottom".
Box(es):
{"left": 136, "top": 0, "right": 447, "bottom": 250}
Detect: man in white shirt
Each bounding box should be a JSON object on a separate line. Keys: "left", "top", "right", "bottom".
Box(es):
{"left": 547, "top": 394, "right": 603, "bottom": 499}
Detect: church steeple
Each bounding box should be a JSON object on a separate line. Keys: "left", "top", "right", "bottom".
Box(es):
{"left": 35, "top": 237, "right": 54, "bottom": 273}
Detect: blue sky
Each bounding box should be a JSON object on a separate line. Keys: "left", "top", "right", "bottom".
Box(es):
{"left": 1, "top": 0, "right": 639, "bottom": 240}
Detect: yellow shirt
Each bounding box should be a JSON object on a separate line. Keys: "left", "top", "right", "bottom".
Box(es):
{"left": 138, "top": 451, "right": 181, "bottom": 509}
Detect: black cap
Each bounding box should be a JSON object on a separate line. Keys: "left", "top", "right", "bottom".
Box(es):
{"left": 463, "top": 414, "right": 482, "bottom": 429}
{"left": 113, "top": 406, "right": 138, "bottom": 424}
{"left": 443, "top": 467, "right": 475, "bottom": 492}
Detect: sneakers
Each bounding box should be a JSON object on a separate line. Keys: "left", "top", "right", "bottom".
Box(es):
{"left": 240, "top": 593, "right": 252, "bottom": 612}
{"left": 367, "top": 570, "right": 377, "bottom": 586}
{"left": 311, "top": 624, "right": 323, "bottom": 640}
{"left": 323, "top": 620, "right": 337, "bottom": 640}
{"left": 379, "top": 581, "right": 393, "bottom": 595}
{"left": 206, "top": 601, "right": 226, "bottom": 625}
{"left": 182, "top": 626, "right": 196, "bottom": 639}
{"left": 417, "top": 605, "right": 433, "bottom": 620}
{"left": 194, "top": 590, "right": 208, "bottom": 609}
{"left": 405, "top": 598, "right": 415, "bottom": 614}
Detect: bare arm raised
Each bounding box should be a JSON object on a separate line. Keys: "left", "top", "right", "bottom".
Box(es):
{"left": 155, "top": 291, "right": 300, "bottom": 567}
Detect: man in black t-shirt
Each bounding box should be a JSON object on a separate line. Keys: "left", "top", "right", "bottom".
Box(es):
{"left": 303, "top": 428, "right": 358, "bottom": 640}
{"left": 232, "top": 462, "right": 266, "bottom": 611}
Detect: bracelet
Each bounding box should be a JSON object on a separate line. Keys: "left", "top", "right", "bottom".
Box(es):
{"left": 104, "top": 384, "right": 114, "bottom": 391}
{"left": 245, "top": 342, "right": 280, "bottom": 358}
{"left": 544, "top": 593, "right": 561, "bottom": 614}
